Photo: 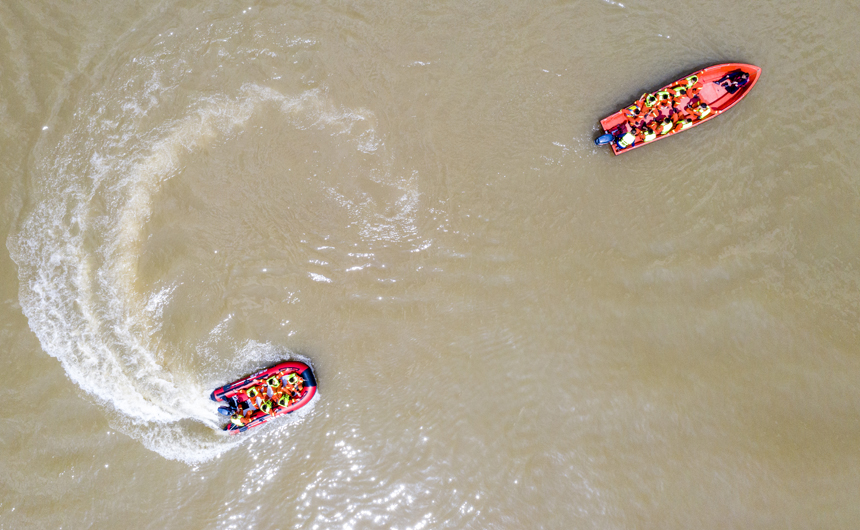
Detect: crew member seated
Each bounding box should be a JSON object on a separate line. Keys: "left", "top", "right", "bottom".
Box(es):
{"left": 641, "top": 122, "right": 658, "bottom": 143}
{"left": 623, "top": 103, "right": 641, "bottom": 120}
{"left": 719, "top": 70, "right": 749, "bottom": 93}
{"left": 674, "top": 118, "right": 694, "bottom": 132}
{"left": 659, "top": 118, "right": 673, "bottom": 135}
{"left": 691, "top": 102, "right": 711, "bottom": 119}
{"left": 616, "top": 129, "right": 637, "bottom": 150}
{"left": 230, "top": 412, "right": 250, "bottom": 427}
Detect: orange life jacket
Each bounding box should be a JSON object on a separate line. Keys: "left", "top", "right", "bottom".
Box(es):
{"left": 674, "top": 118, "right": 693, "bottom": 132}
{"left": 686, "top": 83, "right": 702, "bottom": 99}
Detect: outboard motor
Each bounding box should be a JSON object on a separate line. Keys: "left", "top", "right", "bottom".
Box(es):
{"left": 595, "top": 133, "right": 615, "bottom": 146}
{"left": 217, "top": 406, "right": 233, "bottom": 416}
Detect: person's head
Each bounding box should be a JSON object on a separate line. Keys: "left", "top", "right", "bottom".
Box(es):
{"left": 278, "top": 395, "right": 288, "bottom": 407}
{"left": 687, "top": 75, "right": 698, "bottom": 85}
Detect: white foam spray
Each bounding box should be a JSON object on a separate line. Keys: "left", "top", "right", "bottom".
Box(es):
{"left": 8, "top": 81, "right": 343, "bottom": 463}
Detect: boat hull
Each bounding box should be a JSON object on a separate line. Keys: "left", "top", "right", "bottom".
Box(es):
{"left": 599, "top": 63, "right": 761, "bottom": 155}
{"left": 211, "top": 360, "right": 317, "bottom": 434}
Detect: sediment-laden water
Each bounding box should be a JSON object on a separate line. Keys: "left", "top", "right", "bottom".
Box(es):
{"left": 2, "top": 0, "right": 859, "bottom": 528}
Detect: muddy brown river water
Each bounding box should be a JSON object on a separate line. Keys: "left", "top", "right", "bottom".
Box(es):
{"left": 2, "top": 0, "right": 860, "bottom": 528}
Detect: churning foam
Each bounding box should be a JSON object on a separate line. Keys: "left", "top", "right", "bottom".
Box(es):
{"left": 8, "top": 82, "right": 350, "bottom": 463}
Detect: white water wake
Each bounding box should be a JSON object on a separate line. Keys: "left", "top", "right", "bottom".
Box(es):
{"left": 9, "top": 79, "right": 352, "bottom": 462}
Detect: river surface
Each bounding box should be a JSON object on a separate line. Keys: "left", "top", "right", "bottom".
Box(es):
{"left": 2, "top": 0, "right": 860, "bottom": 528}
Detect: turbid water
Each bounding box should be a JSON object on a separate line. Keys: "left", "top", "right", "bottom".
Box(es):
{"left": 2, "top": 0, "right": 860, "bottom": 528}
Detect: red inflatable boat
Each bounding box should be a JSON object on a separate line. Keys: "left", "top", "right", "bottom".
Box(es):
{"left": 211, "top": 360, "right": 317, "bottom": 434}
{"left": 595, "top": 63, "right": 761, "bottom": 155}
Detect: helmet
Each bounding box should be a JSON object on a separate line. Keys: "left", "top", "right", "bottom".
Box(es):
{"left": 267, "top": 376, "right": 280, "bottom": 388}
{"left": 277, "top": 395, "right": 289, "bottom": 407}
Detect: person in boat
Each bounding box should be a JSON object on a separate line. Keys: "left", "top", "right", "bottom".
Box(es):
{"left": 670, "top": 85, "right": 688, "bottom": 106}
{"left": 281, "top": 372, "right": 303, "bottom": 394}
{"left": 684, "top": 74, "right": 700, "bottom": 89}
{"left": 686, "top": 82, "right": 701, "bottom": 99}
{"left": 230, "top": 412, "right": 251, "bottom": 427}
{"left": 627, "top": 92, "right": 659, "bottom": 123}
{"left": 666, "top": 74, "right": 696, "bottom": 95}
{"left": 278, "top": 381, "right": 301, "bottom": 403}
{"left": 622, "top": 102, "right": 642, "bottom": 120}
{"left": 658, "top": 117, "right": 674, "bottom": 136}
{"left": 225, "top": 395, "right": 241, "bottom": 411}
{"left": 260, "top": 376, "right": 280, "bottom": 399}
{"left": 675, "top": 74, "right": 702, "bottom": 101}
{"left": 655, "top": 90, "right": 672, "bottom": 107}
{"left": 623, "top": 104, "right": 650, "bottom": 132}
{"left": 674, "top": 117, "right": 694, "bottom": 132}
{"left": 245, "top": 386, "right": 264, "bottom": 411}
{"left": 615, "top": 129, "right": 637, "bottom": 150}
{"left": 641, "top": 122, "right": 659, "bottom": 143}
{"left": 640, "top": 92, "right": 658, "bottom": 109}
{"left": 690, "top": 101, "right": 711, "bottom": 120}
{"left": 719, "top": 70, "right": 749, "bottom": 94}
{"left": 290, "top": 376, "right": 304, "bottom": 396}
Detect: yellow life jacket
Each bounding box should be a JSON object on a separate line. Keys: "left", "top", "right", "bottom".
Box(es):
{"left": 617, "top": 131, "right": 636, "bottom": 148}
{"left": 660, "top": 119, "right": 673, "bottom": 135}
{"left": 675, "top": 118, "right": 694, "bottom": 132}
{"left": 623, "top": 104, "right": 641, "bottom": 118}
